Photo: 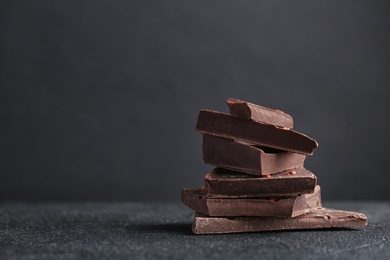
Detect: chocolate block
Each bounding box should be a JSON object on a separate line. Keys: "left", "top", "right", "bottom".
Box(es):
{"left": 196, "top": 110, "right": 318, "bottom": 155}
{"left": 204, "top": 167, "right": 317, "bottom": 198}
{"left": 226, "top": 98, "right": 294, "bottom": 128}
{"left": 203, "top": 134, "right": 305, "bottom": 175}
{"left": 182, "top": 186, "right": 321, "bottom": 217}
{"left": 192, "top": 208, "right": 368, "bottom": 234}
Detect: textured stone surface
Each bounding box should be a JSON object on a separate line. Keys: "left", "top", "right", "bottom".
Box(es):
{"left": 1, "top": 202, "right": 390, "bottom": 259}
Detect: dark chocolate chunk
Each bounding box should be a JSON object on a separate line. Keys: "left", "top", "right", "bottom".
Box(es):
{"left": 226, "top": 98, "right": 294, "bottom": 128}
{"left": 203, "top": 134, "right": 306, "bottom": 175}
{"left": 196, "top": 110, "right": 318, "bottom": 155}
{"left": 182, "top": 186, "right": 321, "bottom": 217}
{"left": 192, "top": 208, "right": 368, "bottom": 234}
{"left": 204, "top": 167, "right": 317, "bottom": 198}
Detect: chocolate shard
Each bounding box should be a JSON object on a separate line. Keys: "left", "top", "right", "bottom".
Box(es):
{"left": 192, "top": 208, "right": 368, "bottom": 234}
{"left": 195, "top": 110, "right": 318, "bottom": 155}
{"left": 182, "top": 186, "right": 321, "bottom": 217}
{"left": 204, "top": 167, "right": 317, "bottom": 198}
{"left": 203, "top": 134, "right": 306, "bottom": 175}
{"left": 226, "top": 98, "right": 294, "bottom": 128}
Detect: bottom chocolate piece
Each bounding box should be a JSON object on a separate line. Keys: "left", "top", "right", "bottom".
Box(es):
{"left": 192, "top": 208, "right": 368, "bottom": 234}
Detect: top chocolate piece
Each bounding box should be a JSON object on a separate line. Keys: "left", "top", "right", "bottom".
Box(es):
{"left": 196, "top": 110, "right": 318, "bottom": 155}
{"left": 227, "top": 98, "right": 294, "bottom": 128}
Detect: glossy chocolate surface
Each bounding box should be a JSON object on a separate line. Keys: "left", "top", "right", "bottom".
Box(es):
{"left": 196, "top": 110, "right": 318, "bottom": 155}
{"left": 226, "top": 98, "right": 294, "bottom": 128}
{"left": 203, "top": 134, "right": 306, "bottom": 175}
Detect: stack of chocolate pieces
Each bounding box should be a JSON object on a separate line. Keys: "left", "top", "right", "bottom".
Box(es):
{"left": 182, "top": 98, "right": 367, "bottom": 234}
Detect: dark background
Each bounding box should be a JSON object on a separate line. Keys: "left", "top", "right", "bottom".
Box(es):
{"left": 1, "top": 1, "right": 389, "bottom": 202}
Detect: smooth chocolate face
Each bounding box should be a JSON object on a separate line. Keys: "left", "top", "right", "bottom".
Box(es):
{"left": 204, "top": 167, "right": 317, "bottom": 198}
{"left": 203, "top": 134, "right": 306, "bottom": 175}
{"left": 181, "top": 186, "right": 322, "bottom": 217}
{"left": 226, "top": 98, "right": 294, "bottom": 128}
{"left": 192, "top": 208, "right": 368, "bottom": 234}
{"left": 196, "top": 110, "right": 318, "bottom": 155}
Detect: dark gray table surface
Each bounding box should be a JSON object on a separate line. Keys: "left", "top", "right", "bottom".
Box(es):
{"left": 0, "top": 202, "right": 389, "bottom": 259}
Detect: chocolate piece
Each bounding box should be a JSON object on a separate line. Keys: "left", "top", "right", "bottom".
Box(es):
{"left": 182, "top": 186, "right": 321, "bottom": 217}
{"left": 204, "top": 167, "right": 317, "bottom": 198}
{"left": 226, "top": 98, "right": 294, "bottom": 128}
{"left": 203, "top": 134, "right": 306, "bottom": 175}
{"left": 196, "top": 110, "right": 318, "bottom": 155}
{"left": 192, "top": 208, "right": 368, "bottom": 234}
